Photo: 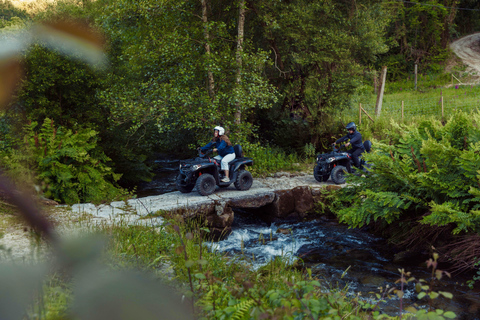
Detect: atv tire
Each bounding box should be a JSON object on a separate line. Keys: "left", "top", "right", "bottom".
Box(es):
{"left": 331, "top": 165, "right": 347, "bottom": 184}
{"left": 314, "top": 164, "right": 329, "bottom": 182}
{"left": 196, "top": 174, "right": 216, "bottom": 196}
{"left": 176, "top": 174, "right": 195, "bottom": 193}
{"left": 234, "top": 170, "right": 253, "bottom": 191}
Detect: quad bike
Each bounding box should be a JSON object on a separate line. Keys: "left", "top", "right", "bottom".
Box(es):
{"left": 176, "top": 145, "right": 254, "bottom": 196}
{"left": 313, "top": 140, "right": 372, "bottom": 184}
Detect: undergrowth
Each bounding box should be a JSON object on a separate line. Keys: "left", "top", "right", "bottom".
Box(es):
{"left": 333, "top": 110, "right": 480, "bottom": 276}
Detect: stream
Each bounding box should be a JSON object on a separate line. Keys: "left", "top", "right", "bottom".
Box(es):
{"left": 136, "top": 160, "right": 480, "bottom": 319}
{"left": 208, "top": 211, "right": 480, "bottom": 319}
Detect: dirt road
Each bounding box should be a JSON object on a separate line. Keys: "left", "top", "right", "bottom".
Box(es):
{"left": 450, "top": 33, "right": 480, "bottom": 75}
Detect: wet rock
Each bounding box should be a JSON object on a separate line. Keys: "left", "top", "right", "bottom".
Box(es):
{"left": 461, "top": 290, "right": 480, "bottom": 317}
{"left": 276, "top": 228, "right": 292, "bottom": 235}
{"left": 292, "top": 186, "right": 314, "bottom": 214}
{"left": 228, "top": 191, "right": 276, "bottom": 208}
{"left": 297, "top": 244, "right": 335, "bottom": 263}
{"left": 393, "top": 250, "right": 426, "bottom": 264}
{"left": 209, "top": 227, "right": 232, "bottom": 241}
{"left": 360, "top": 275, "right": 388, "bottom": 287}
{"left": 205, "top": 206, "right": 234, "bottom": 229}
{"left": 271, "top": 189, "right": 296, "bottom": 218}
{"left": 346, "top": 249, "right": 375, "bottom": 261}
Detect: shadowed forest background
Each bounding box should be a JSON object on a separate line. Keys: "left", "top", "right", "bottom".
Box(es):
{"left": 1, "top": 0, "right": 480, "bottom": 201}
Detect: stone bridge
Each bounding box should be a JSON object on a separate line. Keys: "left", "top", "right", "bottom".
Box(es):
{"left": 70, "top": 172, "right": 340, "bottom": 236}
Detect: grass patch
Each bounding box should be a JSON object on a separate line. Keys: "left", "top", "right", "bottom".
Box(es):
{"left": 244, "top": 143, "right": 308, "bottom": 177}
{"left": 348, "top": 81, "right": 480, "bottom": 125}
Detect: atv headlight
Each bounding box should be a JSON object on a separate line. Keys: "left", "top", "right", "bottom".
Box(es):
{"left": 192, "top": 164, "right": 202, "bottom": 170}
{"left": 327, "top": 157, "right": 336, "bottom": 162}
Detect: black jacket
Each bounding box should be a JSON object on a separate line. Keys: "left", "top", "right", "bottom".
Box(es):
{"left": 336, "top": 131, "right": 365, "bottom": 151}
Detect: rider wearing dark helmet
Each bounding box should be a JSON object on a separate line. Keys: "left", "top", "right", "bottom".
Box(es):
{"left": 334, "top": 122, "right": 365, "bottom": 170}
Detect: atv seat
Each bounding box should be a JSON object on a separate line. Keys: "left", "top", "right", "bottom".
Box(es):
{"left": 364, "top": 140, "right": 372, "bottom": 153}
{"left": 214, "top": 145, "right": 244, "bottom": 168}
{"left": 234, "top": 144, "right": 243, "bottom": 158}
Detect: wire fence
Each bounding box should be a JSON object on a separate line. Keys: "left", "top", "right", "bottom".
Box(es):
{"left": 354, "top": 87, "right": 480, "bottom": 122}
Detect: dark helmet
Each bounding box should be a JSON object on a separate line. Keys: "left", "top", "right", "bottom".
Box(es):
{"left": 346, "top": 122, "right": 356, "bottom": 132}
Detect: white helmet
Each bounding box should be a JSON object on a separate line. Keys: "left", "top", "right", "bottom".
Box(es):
{"left": 214, "top": 126, "right": 225, "bottom": 136}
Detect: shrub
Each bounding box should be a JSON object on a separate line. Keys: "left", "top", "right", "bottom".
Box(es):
{"left": 0, "top": 118, "right": 126, "bottom": 204}
{"left": 333, "top": 111, "right": 480, "bottom": 268}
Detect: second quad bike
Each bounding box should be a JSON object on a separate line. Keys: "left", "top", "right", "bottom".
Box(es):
{"left": 313, "top": 140, "right": 372, "bottom": 184}
{"left": 176, "top": 145, "right": 254, "bottom": 196}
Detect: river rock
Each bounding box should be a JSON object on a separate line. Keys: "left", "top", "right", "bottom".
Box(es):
{"left": 393, "top": 250, "right": 428, "bottom": 265}
{"left": 345, "top": 249, "right": 375, "bottom": 261}
{"left": 209, "top": 227, "right": 232, "bottom": 241}
{"left": 292, "top": 186, "right": 314, "bottom": 214}
{"left": 360, "top": 275, "right": 388, "bottom": 287}
{"left": 276, "top": 228, "right": 291, "bottom": 235}
{"left": 205, "top": 206, "right": 234, "bottom": 229}
{"left": 228, "top": 191, "right": 276, "bottom": 208}
{"left": 266, "top": 189, "right": 296, "bottom": 219}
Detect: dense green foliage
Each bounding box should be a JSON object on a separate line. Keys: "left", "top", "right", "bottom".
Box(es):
{"left": 2, "top": 0, "right": 480, "bottom": 199}
{"left": 0, "top": 118, "right": 126, "bottom": 204}
{"left": 334, "top": 111, "right": 480, "bottom": 235}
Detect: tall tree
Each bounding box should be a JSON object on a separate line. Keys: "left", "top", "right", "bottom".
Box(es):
{"left": 234, "top": 0, "right": 245, "bottom": 125}
{"left": 380, "top": 0, "right": 459, "bottom": 79}
{"left": 201, "top": 0, "right": 216, "bottom": 101}
{"left": 248, "top": 0, "right": 390, "bottom": 146}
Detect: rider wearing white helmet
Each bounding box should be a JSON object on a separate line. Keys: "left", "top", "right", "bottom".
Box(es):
{"left": 200, "top": 126, "right": 236, "bottom": 182}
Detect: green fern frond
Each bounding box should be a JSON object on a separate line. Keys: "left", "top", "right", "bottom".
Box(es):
{"left": 230, "top": 299, "right": 255, "bottom": 320}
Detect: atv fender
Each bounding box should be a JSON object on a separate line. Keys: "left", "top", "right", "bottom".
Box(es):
{"left": 231, "top": 158, "right": 253, "bottom": 172}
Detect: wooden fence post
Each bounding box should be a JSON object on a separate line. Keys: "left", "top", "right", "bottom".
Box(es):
{"left": 414, "top": 64, "right": 418, "bottom": 91}
{"left": 375, "top": 66, "right": 387, "bottom": 117}
{"left": 401, "top": 101, "right": 404, "bottom": 121}
{"left": 441, "top": 96, "right": 444, "bottom": 122}
{"left": 359, "top": 103, "right": 362, "bottom": 125}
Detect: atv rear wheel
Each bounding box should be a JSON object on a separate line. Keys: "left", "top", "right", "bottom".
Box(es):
{"left": 234, "top": 170, "right": 253, "bottom": 191}
{"left": 196, "top": 174, "right": 216, "bottom": 196}
{"left": 331, "top": 165, "right": 347, "bottom": 184}
{"left": 176, "top": 174, "right": 195, "bottom": 193}
{"left": 314, "top": 164, "right": 329, "bottom": 182}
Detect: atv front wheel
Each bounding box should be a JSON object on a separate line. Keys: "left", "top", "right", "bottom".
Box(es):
{"left": 331, "top": 165, "right": 347, "bottom": 184}
{"left": 176, "top": 175, "right": 195, "bottom": 193}
{"left": 196, "top": 173, "right": 216, "bottom": 196}
{"left": 235, "top": 170, "right": 253, "bottom": 191}
{"left": 314, "top": 164, "right": 329, "bottom": 182}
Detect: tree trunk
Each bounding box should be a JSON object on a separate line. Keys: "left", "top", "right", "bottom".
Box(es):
{"left": 234, "top": 0, "right": 245, "bottom": 125}
{"left": 201, "top": 0, "right": 215, "bottom": 101}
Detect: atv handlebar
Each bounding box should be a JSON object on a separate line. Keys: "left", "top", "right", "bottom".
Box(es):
{"left": 332, "top": 143, "right": 346, "bottom": 152}
{"left": 198, "top": 148, "right": 213, "bottom": 158}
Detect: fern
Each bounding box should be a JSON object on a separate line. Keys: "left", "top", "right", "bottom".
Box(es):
{"left": 230, "top": 299, "right": 255, "bottom": 320}
{"left": 0, "top": 118, "right": 126, "bottom": 204}
{"left": 334, "top": 111, "right": 480, "bottom": 236}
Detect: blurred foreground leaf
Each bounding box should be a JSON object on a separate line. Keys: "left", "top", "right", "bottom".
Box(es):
{"left": 32, "top": 19, "right": 107, "bottom": 69}
{"left": 0, "top": 264, "right": 46, "bottom": 320}
{"left": 72, "top": 266, "right": 191, "bottom": 320}
{"left": 0, "top": 58, "right": 23, "bottom": 108}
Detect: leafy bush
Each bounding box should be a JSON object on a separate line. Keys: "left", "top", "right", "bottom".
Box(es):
{"left": 0, "top": 118, "right": 126, "bottom": 204}
{"left": 243, "top": 142, "right": 302, "bottom": 177}
{"left": 334, "top": 111, "right": 480, "bottom": 236}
